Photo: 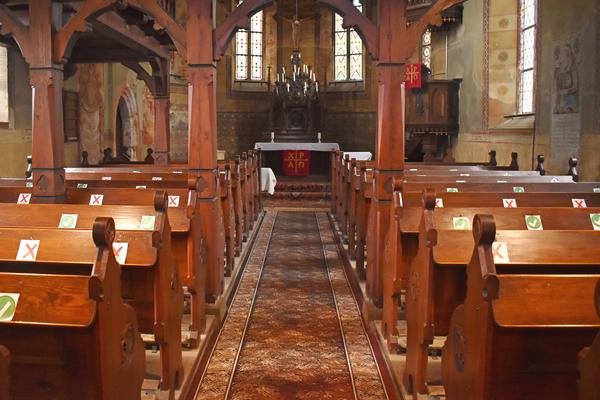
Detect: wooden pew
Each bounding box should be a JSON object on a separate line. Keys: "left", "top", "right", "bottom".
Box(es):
{"left": 578, "top": 280, "right": 600, "bottom": 400}
{"left": 0, "top": 194, "right": 184, "bottom": 392}
{"left": 220, "top": 165, "right": 236, "bottom": 276}
{"left": 403, "top": 194, "right": 600, "bottom": 396}
{"left": 0, "top": 184, "right": 208, "bottom": 344}
{"left": 0, "top": 346, "right": 8, "bottom": 400}
{"left": 441, "top": 215, "right": 600, "bottom": 400}
{"left": 356, "top": 166, "right": 374, "bottom": 278}
{"left": 0, "top": 218, "right": 145, "bottom": 400}
{"left": 230, "top": 158, "right": 244, "bottom": 256}
{"left": 362, "top": 180, "right": 600, "bottom": 306}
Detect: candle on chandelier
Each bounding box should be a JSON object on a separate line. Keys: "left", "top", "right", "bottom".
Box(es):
{"left": 315, "top": 81, "right": 319, "bottom": 92}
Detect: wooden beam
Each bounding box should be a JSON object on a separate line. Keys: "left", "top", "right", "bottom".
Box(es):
{"left": 92, "top": 10, "right": 171, "bottom": 59}
{"left": 0, "top": 4, "right": 31, "bottom": 62}
{"left": 54, "top": 0, "right": 186, "bottom": 64}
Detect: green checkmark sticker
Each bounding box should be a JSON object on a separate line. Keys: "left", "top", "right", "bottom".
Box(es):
{"left": 453, "top": 217, "right": 470, "bottom": 230}
{"left": 447, "top": 188, "right": 459, "bottom": 193}
{"left": 525, "top": 215, "right": 543, "bottom": 230}
{"left": 591, "top": 214, "right": 600, "bottom": 230}
{"left": 140, "top": 215, "right": 156, "bottom": 231}
{"left": 0, "top": 294, "right": 19, "bottom": 321}
{"left": 58, "top": 214, "right": 78, "bottom": 229}
{"left": 513, "top": 186, "right": 525, "bottom": 193}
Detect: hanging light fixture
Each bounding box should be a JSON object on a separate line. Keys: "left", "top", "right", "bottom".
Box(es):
{"left": 274, "top": 0, "right": 319, "bottom": 105}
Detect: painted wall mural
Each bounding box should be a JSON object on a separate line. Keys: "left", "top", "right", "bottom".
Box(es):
{"left": 78, "top": 64, "right": 104, "bottom": 165}
{"left": 553, "top": 41, "right": 580, "bottom": 114}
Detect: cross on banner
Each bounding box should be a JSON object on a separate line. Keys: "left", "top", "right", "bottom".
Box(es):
{"left": 404, "top": 64, "right": 422, "bottom": 89}
{"left": 282, "top": 150, "right": 311, "bottom": 177}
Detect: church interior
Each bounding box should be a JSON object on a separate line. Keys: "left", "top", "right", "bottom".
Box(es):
{"left": 0, "top": 0, "right": 599, "bottom": 399}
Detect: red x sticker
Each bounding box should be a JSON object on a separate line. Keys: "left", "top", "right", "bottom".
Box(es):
{"left": 89, "top": 194, "right": 104, "bottom": 206}
{"left": 435, "top": 198, "right": 444, "bottom": 208}
{"left": 492, "top": 242, "right": 509, "bottom": 263}
{"left": 502, "top": 199, "right": 517, "bottom": 208}
{"left": 572, "top": 199, "right": 587, "bottom": 209}
{"left": 17, "top": 193, "right": 31, "bottom": 204}
{"left": 168, "top": 196, "right": 180, "bottom": 207}
{"left": 16, "top": 240, "right": 40, "bottom": 261}
{"left": 112, "top": 243, "right": 128, "bottom": 265}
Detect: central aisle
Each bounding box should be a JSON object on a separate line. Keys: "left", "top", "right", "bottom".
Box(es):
{"left": 195, "top": 212, "right": 389, "bottom": 400}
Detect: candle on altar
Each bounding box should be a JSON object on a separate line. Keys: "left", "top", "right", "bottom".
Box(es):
{"left": 271, "top": 131, "right": 275, "bottom": 142}
{"left": 318, "top": 132, "right": 322, "bottom": 142}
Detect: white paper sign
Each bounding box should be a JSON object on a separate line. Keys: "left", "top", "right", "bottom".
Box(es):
{"left": 525, "top": 215, "right": 543, "bottom": 231}
{"left": 452, "top": 217, "right": 470, "bottom": 230}
{"left": 502, "top": 199, "right": 517, "bottom": 208}
{"left": 590, "top": 214, "right": 600, "bottom": 231}
{"left": 0, "top": 293, "right": 20, "bottom": 321}
{"left": 58, "top": 214, "right": 78, "bottom": 229}
{"left": 17, "top": 193, "right": 31, "bottom": 204}
{"left": 89, "top": 194, "right": 104, "bottom": 206}
{"left": 152, "top": 177, "right": 163, "bottom": 181}
{"left": 101, "top": 176, "right": 112, "bottom": 181}
{"left": 492, "top": 242, "right": 510, "bottom": 263}
{"left": 168, "top": 195, "right": 180, "bottom": 207}
{"left": 17, "top": 240, "right": 40, "bottom": 261}
{"left": 139, "top": 216, "right": 156, "bottom": 231}
{"left": 572, "top": 199, "right": 587, "bottom": 209}
{"left": 112, "top": 243, "right": 128, "bottom": 265}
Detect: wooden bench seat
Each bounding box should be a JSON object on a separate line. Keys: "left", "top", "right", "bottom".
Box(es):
{"left": 403, "top": 196, "right": 600, "bottom": 396}
{"left": 0, "top": 219, "right": 145, "bottom": 400}
{"left": 0, "top": 195, "right": 184, "bottom": 393}
{"left": 578, "top": 280, "right": 600, "bottom": 400}
{"left": 0, "top": 345, "right": 8, "bottom": 400}
{"left": 441, "top": 215, "right": 600, "bottom": 400}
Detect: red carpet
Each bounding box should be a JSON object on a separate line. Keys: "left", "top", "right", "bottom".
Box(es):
{"left": 195, "top": 212, "right": 388, "bottom": 399}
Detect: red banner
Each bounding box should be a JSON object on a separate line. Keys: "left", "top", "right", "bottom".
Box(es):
{"left": 282, "top": 150, "right": 311, "bottom": 177}
{"left": 404, "top": 63, "right": 422, "bottom": 89}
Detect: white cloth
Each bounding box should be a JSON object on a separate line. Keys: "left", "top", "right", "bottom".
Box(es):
{"left": 261, "top": 168, "right": 277, "bottom": 195}
{"left": 254, "top": 142, "right": 340, "bottom": 152}
{"left": 343, "top": 152, "right": 372, "bottom": 161}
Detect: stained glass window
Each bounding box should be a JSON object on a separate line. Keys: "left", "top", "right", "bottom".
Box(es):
{"left": 235, "top": 0, "right": 264, "bottom": 81}
{"left": 518, "top": 0, "right": 536, "bottom": 113}
{"left": 333, "top": 0, "right": 363, "bottom": 81}
{"left": 421, "top": 29, "right": 432, "bottom": 70}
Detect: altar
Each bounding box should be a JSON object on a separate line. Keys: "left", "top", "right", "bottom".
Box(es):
{"left": 255, "top": 142, "right": 340, "bottom": 177}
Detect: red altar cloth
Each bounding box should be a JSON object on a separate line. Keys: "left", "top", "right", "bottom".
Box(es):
{"left": 282, "top": 150, "right": 311, "bottom": 176}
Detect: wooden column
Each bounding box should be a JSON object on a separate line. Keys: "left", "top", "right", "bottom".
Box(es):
{"left": 153, "top": 95, "right": 170, "bottom": 164}
{"left": 367, "top": 0, "right": 406, "bottom": 308}
{"left": 30, "top": 1, "right": 66, "bottom": 201}
{"left": 187, "top": 0, "right": 225, "bottom": 303}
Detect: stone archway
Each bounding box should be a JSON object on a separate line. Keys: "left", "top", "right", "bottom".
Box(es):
{"left": 114, "top": 86, "right": 140, "bottom": 161}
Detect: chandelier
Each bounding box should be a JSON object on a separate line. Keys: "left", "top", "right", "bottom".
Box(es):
{"left": 275, "top": 48, "right": 319, "bottom": 105}
{"left": 274, "top": 0, "right": 319, "bottom": 106}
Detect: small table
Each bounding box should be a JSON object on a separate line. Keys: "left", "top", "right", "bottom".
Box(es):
{"left": 255, "top": 142, "right": 340, "bottom": 177}
{"left": 254, "top": 142, "right": 340, "bottom": 152}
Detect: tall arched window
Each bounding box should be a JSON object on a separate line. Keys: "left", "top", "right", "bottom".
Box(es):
{"left": 518, "top": 0, "right": 537, "bottom": 113}
{"left": 235, "top": 1, "right": 264, "bottom": 81}
{"left": 333, "top": 0, "right": 364, "bottom": 81}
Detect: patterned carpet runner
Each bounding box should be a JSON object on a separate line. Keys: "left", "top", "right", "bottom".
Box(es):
{"left": 195, "top": 212, "right": 388, "bottom": 400}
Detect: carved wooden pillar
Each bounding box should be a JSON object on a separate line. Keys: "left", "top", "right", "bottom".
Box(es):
{"left": 367, "top": 0, "right": 407, "bottom": 308}
{"left": 153, "top": 95, "right": 170, "bottom": 164}
{"left": 187, "top": 0, "right": 225, "bottom": 303}
{"left": 30, "top": 1, "right": 66, "bottom": 201}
